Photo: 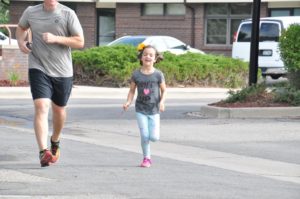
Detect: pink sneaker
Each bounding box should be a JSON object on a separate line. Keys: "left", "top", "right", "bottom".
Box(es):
{"left": 140, "top": 158, "right": 151, "bottom": 168}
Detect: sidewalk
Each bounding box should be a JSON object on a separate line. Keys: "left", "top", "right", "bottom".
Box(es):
{"left": 0, "top": 85, "right": 229, "bottom": 99}
{"left": 1, "top": 86, "right": 300, "bottom": 119}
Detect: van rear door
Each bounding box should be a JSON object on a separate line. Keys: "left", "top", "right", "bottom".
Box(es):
{"left": 232, "top": 20, "right": 283, "bottom": 68}
{"left": 258, "top": 21, "right": 283, "bottom": 69}
{"left": 232, "top": 22, "right": 252, "bottom": 61}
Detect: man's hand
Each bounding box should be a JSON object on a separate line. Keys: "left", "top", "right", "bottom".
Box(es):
{"left": 43, "top": 32, "right": 57, "bottom": 44}
{"left": 42, "top": 32, "right": 84, "bottom": 49}
{"left": 18, "top": 40, "right": 32, "bottom": 54}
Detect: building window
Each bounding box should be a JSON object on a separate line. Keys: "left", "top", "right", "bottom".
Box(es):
{"left": 205, "top": 3, "right": 252, "bottom": 45}
{"left": 97, "top": 9, "right": 115, "bottom": 46}
{"left": 166, "top": 4, "right": 185, "bottom": 15}
{"left": 143, "top": 3, "right": 164, "bottom": 15}
{"left": 207, "top": 19, "right": 227, "bottom": 44}
{"left": 270, "top": 8, "right": 300, "bottom": 17}
{"left": 142, "top": 3, "right": 185, "bottom": 16}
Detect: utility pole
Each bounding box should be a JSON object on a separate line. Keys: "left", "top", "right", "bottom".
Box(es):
{"left": 249, "top": 0, "right": 261, "bottom": 85}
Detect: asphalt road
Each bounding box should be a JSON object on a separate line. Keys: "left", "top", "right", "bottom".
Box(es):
{"left": 0, "top": 87, "right": 299, "bottom": 199}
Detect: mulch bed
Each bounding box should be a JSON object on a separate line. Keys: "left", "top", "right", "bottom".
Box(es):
{"left": 209, "top": 92, "right": 291, "bottom": 108}
{"left": 0, "top": 80, "right": 29, "bottom": 87}
{"left": 210, "top": 101, "right": 291, "bottom": 108}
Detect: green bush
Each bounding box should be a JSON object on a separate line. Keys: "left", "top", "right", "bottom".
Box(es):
{"left": 273, "top": 85, "right": 300, "bottom": 106}
{"left": 0, "top": 2, "right": 9, "bottom": 35}
{"left": 279, "top": 24, "right": 300, "bottom": 72}
{"left": 72, "top": 45, "right": 139, "bottom": 87}
{"left": 215, "top": 82, "right": 300, "bottom": 106}
{"left": 0, "top": 2, "right": 9, "bottom": 24}
{"left": 224, "top": 83, "right": 267, "bottom": 103}
{"left": 72, "top": 45, "right": 249, "bottom": 88}
{"left": 156, "top": 52, "right": 248, "bottom": 88}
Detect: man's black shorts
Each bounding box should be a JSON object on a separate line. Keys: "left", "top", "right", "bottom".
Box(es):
{"left": 29, "top": 69, "right": 73, "bottom": 107}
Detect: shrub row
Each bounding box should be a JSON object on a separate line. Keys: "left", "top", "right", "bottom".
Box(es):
{"left": 72, "top": 45, "right": 249, "bottom": 88}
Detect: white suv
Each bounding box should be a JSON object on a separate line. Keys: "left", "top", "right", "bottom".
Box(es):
{"left": 232, "top": 16, "right": 300, "bottom": 79}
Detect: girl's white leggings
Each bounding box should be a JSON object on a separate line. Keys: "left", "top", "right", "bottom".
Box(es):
{"left": 136, "top": 112, "right": 160, "bottom": 159}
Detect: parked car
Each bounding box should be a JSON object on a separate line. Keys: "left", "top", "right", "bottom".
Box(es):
{"left": 107, "top": 35, "right": 205, "bottom": 55}
{"left": 0, "top": 31, "right": 18, "bottom": 45}
{"left": 232, "top": 16, "right": 300, "bottom": 79}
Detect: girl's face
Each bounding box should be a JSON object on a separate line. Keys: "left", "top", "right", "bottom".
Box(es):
{"left": 141, "top": 47, "right": 157, "bottom": 67}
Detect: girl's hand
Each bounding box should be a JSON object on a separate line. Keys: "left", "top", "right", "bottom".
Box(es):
{"left": 123, "top": 102, "right": 130, "bottom": 111}
{"left": 159, "top": 103, "right": 165, "bottom": 112}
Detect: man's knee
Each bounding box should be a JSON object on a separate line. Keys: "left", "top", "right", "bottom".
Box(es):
{"left": 34, "top": 99, "right": 50, "bottom": 115}
{"left": 52, "top": 103, "right": 66, "bottom": 115}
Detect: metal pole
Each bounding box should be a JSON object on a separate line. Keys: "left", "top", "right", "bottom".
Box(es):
{"left": 249, "top": 0, "right": 261, "bottom": 85}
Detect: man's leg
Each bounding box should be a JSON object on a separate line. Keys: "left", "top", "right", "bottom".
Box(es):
{"left": 51, "top": 102, "right": 66, "bottom": 142}
{"left": 33, "top": 98, "right": 51, "bottom": 151}
{"left": 50, "top": 103, "right": 66, "bottom": 163}
{"left": 29, "top": 69, "right": 61, "bottom": 166}
{"left": 33, "top": 98, "right": 53, "bottom": 167}
{"left": 49, "top": 75, "right": 72, "bottom": 163}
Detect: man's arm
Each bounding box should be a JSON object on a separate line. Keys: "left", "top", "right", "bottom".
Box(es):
{"left": 16, "top": 25, "right": 31, "bottom": 54}
{"left": 42, "top": 32, "right": 84, "bottom": 49}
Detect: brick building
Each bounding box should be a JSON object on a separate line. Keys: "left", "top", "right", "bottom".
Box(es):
{"left": 7, "top": 0, "right": 300, "bottom": 56}
{"left": 2, "top": 0, "right": 299, "bottom": 81}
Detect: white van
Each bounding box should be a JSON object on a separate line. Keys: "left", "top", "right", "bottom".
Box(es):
{"left": 232, "top": 16, "right": 300, "bottom": 79}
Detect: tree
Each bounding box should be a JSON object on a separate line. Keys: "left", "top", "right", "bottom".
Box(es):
{"left": 0, "top": 0, "right": 10, "bottom": 24}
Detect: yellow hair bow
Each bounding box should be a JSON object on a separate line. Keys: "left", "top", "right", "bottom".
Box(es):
{"left": 137, "top": 43, "right": 145, "bottom": 51}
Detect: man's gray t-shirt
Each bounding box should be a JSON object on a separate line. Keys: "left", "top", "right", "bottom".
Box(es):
{"left": 132, "top": 69, "right": 165, "bottom": 115}
{"left": 18, "top": 3, "right": 83, "bottom": 77}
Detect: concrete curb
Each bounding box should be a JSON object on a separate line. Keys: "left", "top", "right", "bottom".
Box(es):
{"left": 200, "top": 105, "right": 300, "bottom": 119}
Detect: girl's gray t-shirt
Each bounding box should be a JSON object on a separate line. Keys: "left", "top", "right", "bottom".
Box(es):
{"left": 132, "top": 69, "right": 165, "bottom": 115}
{"left": 18, "top": 3, "right": 83, "bottom": 77}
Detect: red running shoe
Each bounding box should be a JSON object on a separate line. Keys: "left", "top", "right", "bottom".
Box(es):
{"left": 39, "top": 149, "right": 53, "bottom": 167}
{"left": 50, "top": 138, "right": 60, "bottom": 163}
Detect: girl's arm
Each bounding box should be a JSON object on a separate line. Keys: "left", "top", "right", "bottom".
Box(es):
{"left": 159, "top": 82, "right": 167, "bottom": 112}
{"left": 123, "top": 81, "right": 136, "bottom": 111}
